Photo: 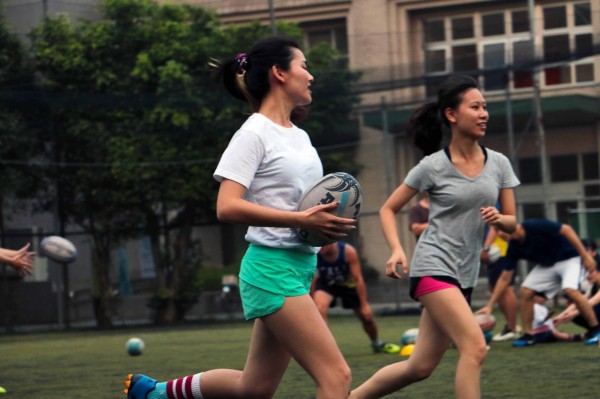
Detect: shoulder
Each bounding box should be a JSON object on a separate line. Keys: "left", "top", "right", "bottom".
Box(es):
{"left": 485, "top": 148, "right": 511, "bottom": 165}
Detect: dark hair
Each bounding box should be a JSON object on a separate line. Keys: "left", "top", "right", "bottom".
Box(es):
{"left": 407, "top": 74, "right": 479, "bottom": 155}
{"left": 582, "top": 238, "right": 597, "bottom": 251}
{"left": 211, "top": 36, "right": 300, "bottom": 113}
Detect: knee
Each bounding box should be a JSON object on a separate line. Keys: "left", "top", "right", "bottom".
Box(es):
{"left": 462, "top": 340, "right": 488, "bottom": 366}
{"left": 408, "top": 362, "right": 436, "bottom": 382}
{"left": 316, "top": 362, "right": 352, "bottom": 393}
{"left": 520, "top": 286, "right": 534, "bottom": 299}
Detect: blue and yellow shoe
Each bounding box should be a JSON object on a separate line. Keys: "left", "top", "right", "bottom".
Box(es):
{"left": 123, "top": 374, "right": 157, "bottom": 399}
{"left": 374, "top": 342, "right": 401, "bottom": 354}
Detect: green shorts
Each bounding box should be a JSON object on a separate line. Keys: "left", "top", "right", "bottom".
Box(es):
{"left": 239, "top": 244, "right": 317, "bottom": 320}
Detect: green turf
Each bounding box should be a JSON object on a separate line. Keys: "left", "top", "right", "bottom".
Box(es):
{"left": 0, "top": 313, "right": 598, "bottom": 398}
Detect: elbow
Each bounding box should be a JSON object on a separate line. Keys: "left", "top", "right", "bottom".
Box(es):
{"left": 216, "top": 203, "right": 236, "bottom": 224}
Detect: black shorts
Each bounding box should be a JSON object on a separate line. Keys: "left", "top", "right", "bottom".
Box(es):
{"left": 487, "top": 260, "right": 516, "bottom": 288}
{"left": 314, "top": 280, "right": 360, "bottom": 309}
{"left": 572, "top": 302, "right": 600, "bottom": 330}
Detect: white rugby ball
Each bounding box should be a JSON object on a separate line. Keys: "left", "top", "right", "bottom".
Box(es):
{"left": 487, "top": 244, "right": 501, "bottom": 263}
{"left": 40, "top": 235, "right": 77, "bottom": 263}
{"left": 475, "top": 313, "right": 496, "bottom": 333}
{"left": 401, "top": 328, "right": 419, "bottom": 345}
{"left": 296, "top": 172, "right": 362, "bottom": 246}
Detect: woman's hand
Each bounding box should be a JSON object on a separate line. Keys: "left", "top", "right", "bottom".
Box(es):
{"left": 299, "top": 202, "right": 356, "bottom": 241}
{"left": 385, "top": 249, "right": 408, "bottom": 279}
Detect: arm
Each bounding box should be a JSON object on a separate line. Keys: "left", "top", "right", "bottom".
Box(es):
{"left": 476, "top": 269, "right": 514, "bottom": 315}
{"left": 480, "top": 188, "right": 517, "bottom": 234}
{"left": 346, "top": 244, "right": 368, "bottom": 306}
{"left": 559, "top": 224, "right": 597, "bottom": 272}
{"left": 553, "top": 289, "right": 600, "bottom": 325}
{"left": 0, "top": 244, "right": 35, "bottom": 276}
{"left": 480, "top": 227, "right": 498, "bottom": 264}
{"left": 216, "top": 179, "right": 356, "bottom": 239}
{"left": 379, "top": 183, "right": 419, "bottom": 279}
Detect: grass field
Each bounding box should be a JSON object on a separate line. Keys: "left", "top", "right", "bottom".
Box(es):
{"left": 1, "top": 313, "right": 598, "bottom": 398}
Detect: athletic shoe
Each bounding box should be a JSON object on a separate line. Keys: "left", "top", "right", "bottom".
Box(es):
{"left": 584, "top": 330, "right": 600, "bottom": 345}
{"left": 492, "top": 325, "right": 519, "bottom": 342}
{"left": 512, "top": 334, "right": 535, "bottom": 347}
{"left": 0, "top": 385, "right": 6, "bottom": 394}
{"left": 123, "top": 374, "right": 157, "bottom": 398}
{"left": 373, "top": 342, "right": 401, "bottom": 354}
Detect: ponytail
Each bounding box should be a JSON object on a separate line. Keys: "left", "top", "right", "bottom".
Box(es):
{"left": 407, "top": 102, "right": 443, "bottom": 156}
{"left": 407, "top": 74, "right": 479, "bottom": 156}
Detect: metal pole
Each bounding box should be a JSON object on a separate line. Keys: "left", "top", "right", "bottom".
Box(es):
{"left": 268, "top": 0, "right": 277, "bottom": 35}
{"left": 381, "top": 97, "right": 400, "bottom": 312}
{"left": 528, "top": 0, "right": 550, "bottom": 216}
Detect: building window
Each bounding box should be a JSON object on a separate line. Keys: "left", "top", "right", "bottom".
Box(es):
{"left": 451, "top": 16, "right": 473, "bottom": 40}
{"left": 585, "top": 184, "right": 600, "bottom": 208}
{"left": 522, "top": 203, "right": 545, "bottom": 219}
{"left": 583, "top": 153, "right": 599, "bottom": 180}
{"left": 574, "top": 2, "right": 591, "bottom": 26}
{"left": 550, "top": 154, "right": 578, "bottom": 182}
{"left": 483, "top": 43, "right": 507, "bottom": 91}
{"left": 425, "top": 49, "right": 446, "bottom": 73}
{"left": 421, "top": 2, "right": 592, "bottom": 92}
{"left": 518, "top": 157, "right": 541, "bottom": 184}
{"left": 543, "top": 5, "right": 567, "bottom": 29}
{"left": 556, "top": 201, "right": 577, "bottom": 224}
{"left": 482, "top": 12, "right": 504, "bottom": 36}
{"left": 511, "top": 9, "right": 529, "bottom": 33}
{"left": 302, "top": 19, "right": 348, "bottom": 55}
{"left": 425, "top": 19, "right": 445, "bottom": 43}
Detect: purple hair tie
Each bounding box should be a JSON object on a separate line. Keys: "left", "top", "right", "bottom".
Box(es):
{"left": 236, "top": 52, "right": 248, "bottom": 74}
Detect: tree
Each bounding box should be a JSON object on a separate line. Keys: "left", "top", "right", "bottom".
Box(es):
{"left": 27, "top": 0, "right": 361, "bottom": 326}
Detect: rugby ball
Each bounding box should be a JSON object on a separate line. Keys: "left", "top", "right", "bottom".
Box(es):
{"left": 296, "top": 172, "right": 362, "bottom": 246}
{"left": 401, "top": 328, "right": 419, "bottom": 345}
{"left": 475, "top": 313, "right": 496, "bottom": 333}
{"left": 40, "top": 235, "right": 77, "bottom": 263}
{"left": 126, "top": 337, "right": 145, "bottom": 356}
{"left": 487, "top": 244, "right": 501, "bottom": 263}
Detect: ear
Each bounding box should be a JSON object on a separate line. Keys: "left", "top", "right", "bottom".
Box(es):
{"left": 444, "top": 107, "right": 457, "bottom": 124}
{"left": 271, "top": 65, "right": 286, "bottom": 83}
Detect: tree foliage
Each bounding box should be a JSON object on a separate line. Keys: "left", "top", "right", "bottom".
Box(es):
{"left": 6, "top": 0, "right": 360, "bottom": 326}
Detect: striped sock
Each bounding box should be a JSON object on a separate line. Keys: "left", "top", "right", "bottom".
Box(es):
{"left": 164, "top": 373, "right": 203, "bottom": 399}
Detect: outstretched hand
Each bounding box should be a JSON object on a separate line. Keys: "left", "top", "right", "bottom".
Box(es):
{"left": 9, "top": 243, "right": 36, "bottom": 276}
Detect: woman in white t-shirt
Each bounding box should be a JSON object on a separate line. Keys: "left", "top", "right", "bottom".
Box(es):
{"left": 350, "top": 75, "right": 519, "bottom": 399}
{"left": 123, "top": 37, "right": 356, "bottom": 399}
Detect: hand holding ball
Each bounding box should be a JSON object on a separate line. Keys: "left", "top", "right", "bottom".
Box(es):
{"left": 296, "top": 172, "right": 362, "bottom": 246}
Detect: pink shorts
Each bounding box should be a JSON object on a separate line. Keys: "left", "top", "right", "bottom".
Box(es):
{"left": 413, "top": 276, "right": 456, "bottom": 299}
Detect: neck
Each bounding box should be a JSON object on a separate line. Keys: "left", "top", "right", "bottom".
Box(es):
{"left": 258, "top": 92, "right": 294, "bottom": 128}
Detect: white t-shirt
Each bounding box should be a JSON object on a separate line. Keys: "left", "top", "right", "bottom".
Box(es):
{"left": 214, "top": 113, "right": 323, "bottom": 251}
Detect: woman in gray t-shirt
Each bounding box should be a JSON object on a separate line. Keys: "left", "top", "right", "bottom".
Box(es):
{"left": 350, "top": 75, "right": 519, "bottom": 399}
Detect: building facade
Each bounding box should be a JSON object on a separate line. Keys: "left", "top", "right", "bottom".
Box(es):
{"left": 178, "top": 0, "right": 600, "bottom": 272}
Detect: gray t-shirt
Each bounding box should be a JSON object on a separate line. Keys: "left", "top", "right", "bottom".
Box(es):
{"left": 404, "top": 148, "right": 520, "bottom": 288}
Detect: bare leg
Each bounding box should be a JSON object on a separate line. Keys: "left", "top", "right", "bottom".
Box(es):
{"left": 353, "top": 304, "right": 378, "bottom": 342}
{"left": 199, "top": 295, "right": 350, "bottom": 399}
{"left": 564, "top": 288, "right": 598, "bottom": 329}
{"left": 520, "top": 286, "right": 535, "bottom": 335}
{"left": 497, "top": 286, "right": 518, "bottom": 331}
{"left": 350, "top": 288, "right": 486, "bottom": 399}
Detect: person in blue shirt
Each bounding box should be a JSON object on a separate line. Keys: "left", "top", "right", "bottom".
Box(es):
{"left": 311, "top": 242, "right": 400, "bottom": 354}
{"left": 476, "top": 219, "right": 600, "bottom": 347}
